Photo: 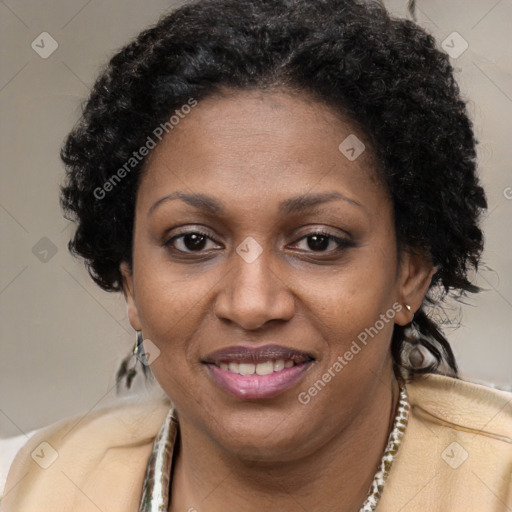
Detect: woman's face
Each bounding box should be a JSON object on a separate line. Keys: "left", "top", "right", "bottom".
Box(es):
{"left": 122, "top": 90, "right": 431, "bottom": 461}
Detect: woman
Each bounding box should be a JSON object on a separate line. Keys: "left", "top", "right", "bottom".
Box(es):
{"left": 3, "top": 0, "right": 511, "bottom": 510}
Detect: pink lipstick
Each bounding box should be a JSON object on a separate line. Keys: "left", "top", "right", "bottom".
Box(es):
{"left": 202, "top": 344, "right": 314, "bottom": 400}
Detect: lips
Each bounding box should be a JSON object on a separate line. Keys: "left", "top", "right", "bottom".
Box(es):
{"left": 202, "top": 344, "right": 315, "bottom": 400}
{"left": 203, "top": 344, "right": 313, "bottom": 365}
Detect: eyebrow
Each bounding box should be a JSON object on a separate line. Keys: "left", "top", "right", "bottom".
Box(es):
{"left": 279, "top": 191, "right": 362, "bottom": 214}
{"left": 148, "top": 191, "right": 223, "bottom": 217}
{"left": 148, "top": 190, "right": 363, "bottom": 217}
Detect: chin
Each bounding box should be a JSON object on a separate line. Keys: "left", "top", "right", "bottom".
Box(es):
{"left": 207, "top": 408, "right": 315, "bottom": 461}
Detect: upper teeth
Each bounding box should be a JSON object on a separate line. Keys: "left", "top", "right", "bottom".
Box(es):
{"left": 220, "top": 360, "right": 294, "bottom": 375}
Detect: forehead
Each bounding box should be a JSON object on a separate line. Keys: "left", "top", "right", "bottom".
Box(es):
{"left": 138, "top": 89, "right": 386, "bottom": 214}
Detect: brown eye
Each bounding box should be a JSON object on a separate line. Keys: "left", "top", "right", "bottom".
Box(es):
{"left": 306, "top": 234, "right": 331, "bottom": 251}
{"left": 293, "top": 231, "right": 353, "bottom": 253}
{"left": 165, "top": 231, "right": 220, "bottom": 253}
{"left": 181, "top": 233, "right": 208, "bottom": 251}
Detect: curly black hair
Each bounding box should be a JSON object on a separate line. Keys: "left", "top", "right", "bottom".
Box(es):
{"left": 60, "top": 0, "right": 487, "bottom": 380}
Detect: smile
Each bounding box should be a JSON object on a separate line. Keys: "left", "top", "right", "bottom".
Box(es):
{"left": 202, "top": 344, "right": 314, "bottom": 400}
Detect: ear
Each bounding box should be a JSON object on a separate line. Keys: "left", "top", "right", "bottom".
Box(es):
{"left": 120, "top": 262, "right": 142, "bottom": 331}
{"left": 394, "top": 249, "right": 436, "bottom": 326}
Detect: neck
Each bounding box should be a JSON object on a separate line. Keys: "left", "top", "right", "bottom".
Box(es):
{"left": 170, "top": 372, "right": 400, "bottom": 512}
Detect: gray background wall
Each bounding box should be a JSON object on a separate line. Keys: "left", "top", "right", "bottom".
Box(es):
{"left": 0, "top": 0, "right": 511, "bottom": 439}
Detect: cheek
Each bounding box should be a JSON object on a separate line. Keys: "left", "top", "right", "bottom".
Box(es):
{"left": 134, "top": 269, "right": 213, "bottom": 346}
{"left": 130, "top": 242, "right": 207, "bottom": 357}
{"left": 134, "top": 272, "right": 210, "bottom": 401}
{"left": 301, "top": 248, "right": 397, "bottom": 326}
{"left": 131, "top": 224, "right": 219, "bottom": 327}
{"left": 295, "top": 250, "right": 399, "bottom": 379}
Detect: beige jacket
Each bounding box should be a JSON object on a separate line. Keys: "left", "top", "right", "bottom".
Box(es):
{"left": 2, "top": 374, "right": 511, "bottom": 511}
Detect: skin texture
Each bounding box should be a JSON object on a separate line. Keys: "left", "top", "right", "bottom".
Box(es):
{"left": 121, "top": 90, "right": 433, "bottom": 512}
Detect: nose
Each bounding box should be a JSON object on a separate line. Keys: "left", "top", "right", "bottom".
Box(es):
{"left": 213, "top": 245, "right": 295, "bottom": 330}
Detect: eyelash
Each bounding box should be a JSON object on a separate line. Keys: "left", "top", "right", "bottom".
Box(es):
{"left": 164, "top": 228, "right": 353, "bottom": 256}
{"left": 165, "top": 229, "right": 216, "bottom": 253}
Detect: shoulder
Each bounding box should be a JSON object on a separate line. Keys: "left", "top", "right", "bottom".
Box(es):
{"left": 1, "top": 390, "right": 171, "bottom": 512}
{"left": 406, "top": 373, "right": 512, "bottom": 441}
{"left": 379, "top": 374, "right": 512, "bottom": 512}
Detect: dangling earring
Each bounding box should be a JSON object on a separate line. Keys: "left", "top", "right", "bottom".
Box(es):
{"left": 133, "top": 330, "right": 145, "bottom": 360}
{"left": 402, "top": 304, "right": 438, "bottom": 372}
{"left": 115, "top": 330, "right": 148, "bottom": 392}
{"left": 403, "top": 322, "right": 438, "bottom": 371}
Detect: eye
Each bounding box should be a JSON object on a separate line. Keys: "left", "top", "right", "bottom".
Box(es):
{"left": 291, "top": 230, "right": 353, "bottom": 253}
{"left": 165, "top": 230, "right": 221, "bottom": 253}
